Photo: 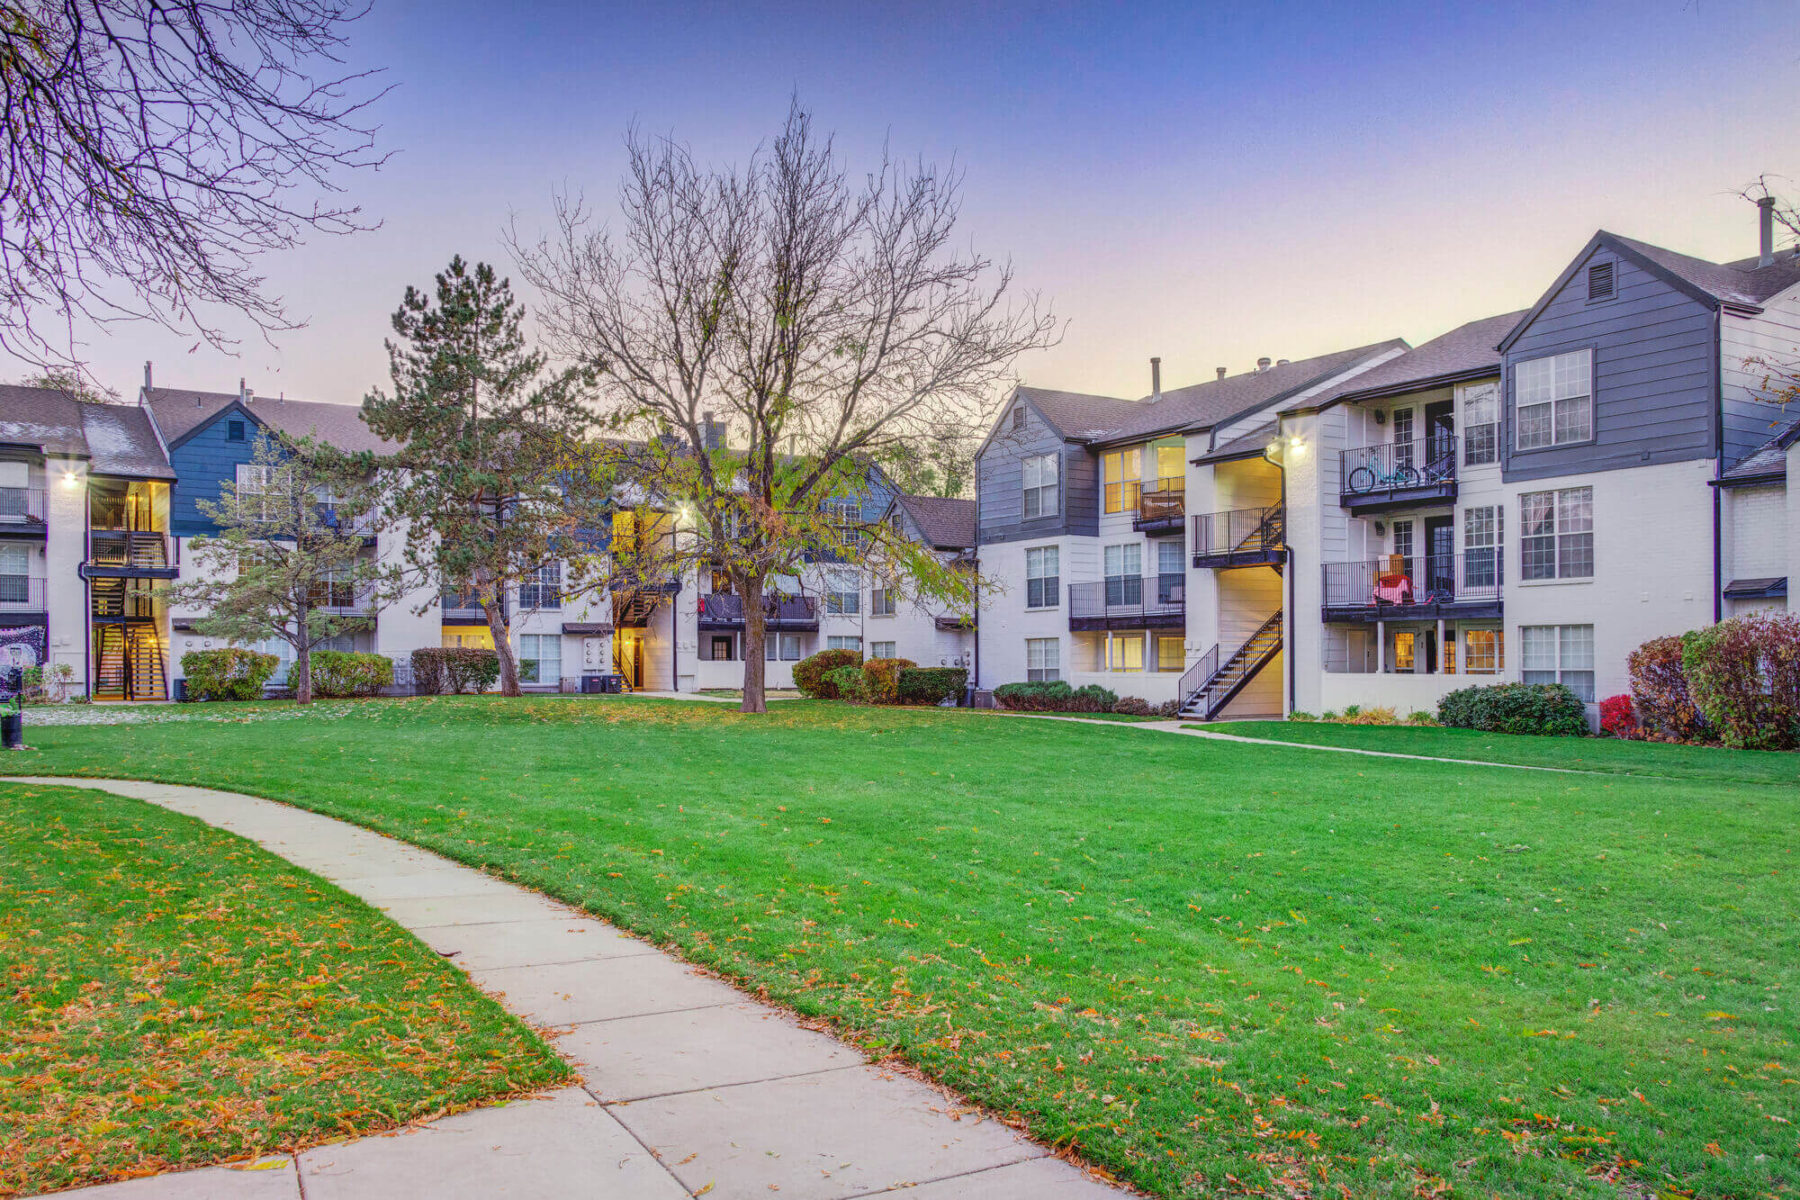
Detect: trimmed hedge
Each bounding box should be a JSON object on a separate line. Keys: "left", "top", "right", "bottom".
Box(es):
{"left": 310, "top": 650, "right": 393, "bottom": 698}
{"left": 993, "top": 681, "right": 1119, "bottom": 714}
{"left": 897, "top": 667, "right": 967, "bottom": 706}
{"left": 823, "top": 664, "right": 868, "bottom": 702}
{"left": 1438, "top": 682, "right": 1588, "bottom": 737}
{"left": 794, "top": 649, "right": 862, "bottom": 698}
{"left": 1680, "top": 612, "right": 1800, "bottom": 750}
{"left": 411, "top": 647, "right": 501, "bottom": 695}
{"left": 180, "top": 648, "right": 279, "bottom": 701}
{"left": 861, "top": 657, "right": 916, "bottom": 704}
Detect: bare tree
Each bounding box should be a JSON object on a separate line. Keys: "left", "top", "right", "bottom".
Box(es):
{"left": 512, "top": 102, "right": 1056, "bottom": 713}
{"left": 1737, "top": 178, "right": 1800, "bottom": 422}
{"left": 0, "top": 0, "right": 385, "bottom": 370}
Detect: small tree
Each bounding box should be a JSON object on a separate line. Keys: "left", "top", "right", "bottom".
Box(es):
{"left": 363, "top": 256, "right": 604, "bottom": 696}
{"left": 172, "top": 433, "right": 396, "bottom": 704}
{"left": 512, "top": 102, "right": 1055, "bottom": 712}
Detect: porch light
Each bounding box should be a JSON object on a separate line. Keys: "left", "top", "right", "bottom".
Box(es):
{"left": 1287, "top": 435, "right": 1306, "bottom": 459}
{"left": 60, "top": 471, "right": 79, "bottom": 489}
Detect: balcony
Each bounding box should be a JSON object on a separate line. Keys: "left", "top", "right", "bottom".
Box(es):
{"left": 1338, "top": 437, "right": 1458, "bottom": 512}
{"left": 0, "top": 575, "right": 46, "bottom": 612}
{"left": 1321, "top": 551, "right": 1503, "bottom": 623}
{"left": 697, "top": 592, "right": 820, "bottom": 632}
{"left": 83, "top": 530, "right": 176, "bottom": 579}
{"left": 1068, "top": 575, "right": 1185, "bottom": 631}
{"left": 1132, "top": 478, "right": 1185, "bottom": 534}
{"left": 309, "top": 585, "right": 376, "bottom": 619}
{"left": 441, "top": 590, "right": 488, "bottom": 623}
{"left": 1191, "top": 505, "right": 1285, "bottom": 569}
{"left": 0, "top": 487, "right": 47, "bottom": 533}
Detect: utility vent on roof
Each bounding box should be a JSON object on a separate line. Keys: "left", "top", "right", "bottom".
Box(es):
{"left": 1587, "top": 261, "right": 1615, "bottom": 301}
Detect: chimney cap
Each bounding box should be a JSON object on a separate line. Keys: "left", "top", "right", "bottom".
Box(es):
{"left": 1256, "top": 356, "right": 1272, "bottom": 371}
{"left": 1149, "top": 357, "right": 1162, "bottom": 400}
{"left": 1215, "top": 367, "right": 1227, "bottom": 381}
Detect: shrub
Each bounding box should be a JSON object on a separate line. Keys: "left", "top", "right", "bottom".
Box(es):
{"left": 794, "top": 649, "right": 863, "bottom": 698}
{"left": 1438, "top": 682, "right": 1589, "bottom": 737}
{"left": 993, "top": 681, "right": 1073, "bottom": 711}
{"left": 1627, "top": 634, "right": 1707, "bottom": 742}
{"left": 1679, "top": 612, "right": 1800, "bottom": 750}
{"left": 410, "top": 647, "right": 500, "bottom": 695}
{"left": 824, "top": 664, "right": 868, "bottom": 703}
{"left": 1113, "top": 696, "right": 1153, "bottom": 717}
{"left": 1599, "top": 693, "right": 1638, "bottom": 738}
{"left": 897, "top": 667, "right": 967, "bottom": 706}
{"left": 310, "top": 650, "right": 393, "bottom": 698}
{"left": 1404, "top": 710, "right": 1439, "bottom": 726}
{"left": 860, "top": 657, "right": 916, "bottom": 705}
{"left": 1287, "top": 711, "right": 1318, "bottom": 722}
{"left": 1338, "top": 705, "right": 1398, "bottom": 725}
{"left": 1071, "top": 684, "right": 1117, "bottom": 713}
{"left": 181, "top": 648, "right": 279, "bottom": 701}
{"left": 1154, "top": 699, "right": 1180, "bottom": 719}
{"left": 1320, "top": 710, "right": 1338, "bottom": 722}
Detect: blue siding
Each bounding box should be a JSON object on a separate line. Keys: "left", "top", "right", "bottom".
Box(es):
{"left": 168, "top": 407, "right": 269, "bottom": 536}
{"left": 975, "top": 396, "right": 1098, "bottom": 545}
{"left": 1501, "top": 247, "right": 1717, "bottom": 483}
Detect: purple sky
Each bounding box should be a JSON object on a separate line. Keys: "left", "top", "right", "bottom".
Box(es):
{"left": 22, "top": 0, "right": 1800, "bottom": 408}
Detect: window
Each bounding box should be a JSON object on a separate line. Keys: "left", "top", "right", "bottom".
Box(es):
{"left": 1515, "top": 350, "right": 1592, "bottom": 449}
{"left": 517, "top": 634, "right": 561, "bottom": 685}
{"left": 1026, "top": 637, "right": 1060, "bottom": 682}
{"left": 518, "top": 562, "right": 561, "bottom": 610}
{"left": 1391, "top": 520, "right": 1414, "bottom": 575}
{"left": 1391, "top": 408, "right": 1415, "bottom": 472}
{"left": 1156, "top": 634, "right": 1183, "bottom": 672}
{"left": 1101, "top": 447, "right": 1141, "bottom": 514}
{"left": 827, "top": 636, "right": 862, "bottom": 653}
{"left": 1522, "top": 624, "right": 1595, "bottom": 701}
{"left": 764, "top": 633, "right": 803, "bottom": 661}
{"left": 1101, "top": 632, "right": 1144, "bottom": 672}
{"left": 1462, "top": 628, "right": 1503, "bottom": 674}
{"left": 1392, "top": 630, "right": 1417, "bottom": 673}
{"left": 310, "top": 565, "right": 355, "bottom": 609}
{"left": 227, "top": 419, "right": 246, "bottom": 442}
{"left": 871, "top": 641, "right": 896, "bottom": 659}
{"left": 1521, "top": 487, "right": 1593, "bottom": 580}
{"left": 1023, "top": 453, "right": 1059, "bottom": 519}
{"left": 1587, "top": 261, "right": 1615, "bottom": 301}
{"left": 1025, "top": 545, "right": 1059, "bottom": 608}
{"left": 1104, "top": 543, "right": 1142, "bottom": 606}
{"left": 711, "top": 636, "right": 734, "bottom": 661}
{"left": 1463, "top": 505, "right": 1503, "bottom": 589}
{"left": 825, "top": 572, "right": 859, "bottom": 614}
{"left": 870, "top": 587, "right": 896, "bottom": 616}
{"left": 1152, "top": 437, "right": 1184, "bottom": 485}
{"left": 1156, "top": 540, "right": 1183, "bottom": 604}
{"left": 1462, "top": 382, "right": 1499, "bottom": 466}
{"left": 235, "top": 463, "right": 277, "bottom": 520}
{"left": 825, "top": 497, "right": 864, "bottom": 550}
{"left": 0, "top": 544, "right": 28, "bottom": 603}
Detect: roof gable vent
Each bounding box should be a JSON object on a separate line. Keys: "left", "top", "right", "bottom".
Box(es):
{"left": 1587, "top": 260, "right": 1615, "bottom": 301}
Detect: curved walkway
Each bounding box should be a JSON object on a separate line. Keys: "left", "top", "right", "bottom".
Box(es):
{"left": 19, "top": 777, "right": 1126, "bottom": 1200}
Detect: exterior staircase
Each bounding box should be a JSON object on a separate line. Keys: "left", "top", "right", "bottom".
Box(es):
{"left": 94, "top": 622, "right": 167, "bottom": 701}
{"left": 1179, "top": 611, "right": 1283, "bottom": 720}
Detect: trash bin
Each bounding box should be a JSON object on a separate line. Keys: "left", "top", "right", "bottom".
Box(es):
{"left": 600, "top": 674, "right": 624, "bottom": 694}
{"left": 581, "top": 674, "right": 605, "bottom": 695}
{"left": 0, "top": 667, "right": 22, "bottom": 749}
{"left": 173, "top": 677, "right": 189, "bottom": 702}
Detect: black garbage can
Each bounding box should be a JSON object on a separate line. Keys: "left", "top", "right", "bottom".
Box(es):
{"left": 600, "top": 674, "right": 624, "bottom": 694}
{"left": 0, "top": 666, "right": 22, "bottom": 749}
{"left": 581, "top": 674, "right": 604, "bottom": 695}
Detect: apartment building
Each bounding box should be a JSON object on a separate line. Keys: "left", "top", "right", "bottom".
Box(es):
{"left": 973, "top": 207, "right": 1800, "bottom": 720}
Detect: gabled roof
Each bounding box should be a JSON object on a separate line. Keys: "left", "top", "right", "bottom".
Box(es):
{"left": 1286, "top": 311, "right": 1524, "bottom": 414}
{"left": 0, "top": 386, "right": 174, "bottom": 479}
{"left": 1716, "top": 414, "right": 1800, "bottom": 485}
{"left": 1501, "top": 230, "right": 1800, "bottom": 352}
{"left": 144, "top": 386, "right": 394, "bottom": 454}
{"left": 892, "top": 492, "right": 976, "bottom": 550}
{"left": 1012, "top": 386, "right": 1142, "bottom": 442}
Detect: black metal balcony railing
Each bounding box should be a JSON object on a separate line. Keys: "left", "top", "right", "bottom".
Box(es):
{"left": 0, "top": 487, "right": 46, "bottom": 525}
{"left": 0, "top": 575, "right": 45, "bottom": 608}
{"left": 1191, "top": 505, "right": 1285, "bottom": 566}
{"left": 308, "top": 584, "right": 373, "bottom": 614}
{"left": 441, "top": 590, "right": 487, "bottom": 621}
{"left": 1321, "top": 551, "right": 1503, "bottom": 611}
{"left": 1339, "top": 437, "right": 1458, "bottom": 505}
{"left": 1133, "top": 478, "right": 1185, "bottom": 530}
{"left": 697, "top": 592, "right": 819, "bottom": 631}
{"left": 89, "top": 529, "right": 169, "bottom": 569}
{"left": 1068, "top": 574, "right": 1185, "bottom": 628}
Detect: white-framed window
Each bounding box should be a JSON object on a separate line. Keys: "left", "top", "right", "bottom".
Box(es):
{"left": 827, "top": 635, "right": 862, "bottom": 653}
{"left": 1025, "top": 545, "right": 1059, "bottom": 608}
{"left": 1392, "top": 407, "right": 1415, "bottom": 471}
{"left": 518, "top": 562, "right": 561, "bottom": 610}
{"left": 0, "top": 544, "right": 28, "bottom": 603}
{"left": 1520, "top": 487, "right": 1593, "bottom": 580}
{"left": 764, "top": 633, "right": 803, "bottom": 661}
{"left": 825, "top": 572, "right": 859, "bottom": 614}
{"left": 1101, "top": 447, "right": 1141, "bottom": 514}
{"left": 1025, "top": 637, "right": 1059, "bottom": 682}
{"left": 1462, "top": 382, "right": 1499, "bottom": 466}
{"left": 1463, "top": 505, "right": 1503, "bottom": 589}
{"left": 710, "top": 635, "right": 734, "bottom": 661}
{"left": 1023, "top": 453, "right": 1059, "bottom": 519}
{"left": 235, "top": 462, "right": 278, "bottom": 520}
{"left": 310, "top": 564, "right": 356, "bottom": 609}
{"left": 871, "top": 640, "right": 896, "bottom": 659}
{"left": 1104, "top": 542, "right": 1142, "bottom": 606}
{"left": 1155, "top": 634, "right": 1183, "bottom": 672}
{"left": 1521, "top": 624, "right": 1595, "bottom": 701}
{"left": 1461, "top": 627, "right": 1503, "bottom": 674}
{"left": 1392, "top": 519, "right": 1414, "bottom": 573}
{"left": 825, "top": 497, "right": 864, "bottom": 549}
{"left": 517, "top": 634, "right": 561, "bottom": 685}
{"left": 870, "top": 587, "right": 896, "bottom": 616}
{"left": 1515, "top": 350, "right": 1592, "bottom": 449}
{"left": 1101, "top": 631, "right": 1144, "bottom": 672}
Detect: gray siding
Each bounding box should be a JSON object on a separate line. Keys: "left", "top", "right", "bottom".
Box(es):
{"left": 1720, "top": 283, "right": 1800, "bottom": 468}
{"left": 976, "top": 398, "right": 1098, "bottom": 544}
{"left": 1502, "top": 247, "right": 1717, "bottom": 483}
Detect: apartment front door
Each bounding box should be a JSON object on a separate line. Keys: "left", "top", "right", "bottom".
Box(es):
{"left": 614, "top": 629, "right": 643, "bottom": 690}
{"left": 1424, "top": 400, "right": 1455, "bottom": 479}
{"left": 1425, "top": 516, "right": 1456, "bottom": 599}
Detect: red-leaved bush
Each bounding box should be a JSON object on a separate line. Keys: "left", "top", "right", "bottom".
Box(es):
{"left": 1627, "top": 635, "right": 1708, "bottom": 742}
{"left": 1678, "top": 612, "right": 1800, "bottom": 750}
{"left": 1599, "top": 693, "right": 1637, "bottom": 738}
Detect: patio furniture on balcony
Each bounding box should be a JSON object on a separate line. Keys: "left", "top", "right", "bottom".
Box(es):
{"left": 1338, "top": 437, "right": 1458, "bottom": 512}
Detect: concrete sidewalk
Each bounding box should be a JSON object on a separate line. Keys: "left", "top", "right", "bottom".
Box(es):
{"left": 17, "top": 777, "right": 1126, "bottom": 1200}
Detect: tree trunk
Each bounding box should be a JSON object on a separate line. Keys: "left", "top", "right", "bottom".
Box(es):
{"left": 738, "top": 572, "right": 767, "bottom": 714}
{"left": 485, "top": 599, "right": 521, "bottom": 696}
{"left": 293, "top": 628, "right": 312, "bottom": 705}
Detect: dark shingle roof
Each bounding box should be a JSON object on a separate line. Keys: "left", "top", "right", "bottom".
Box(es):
{"left": 1609, "top": 233, "right": 1800, "bottom": 308}
{"left": 145, "top": 386, "right": 393, "bottom": 454}
{"left": 0, "top": 386, "right": 173, "bottom": 478}
{"left": 894, "top": 493, "right": 977, "bottom": 549}
{"left": 1718, "top": 415, "right": 1800, "bottom": 484}
{"left": 1014, "top": 386, "right": 1143, "bottom": 442}
{"left": 1288, "top": 311, "right": 1524, "bottom": 414}
{"left": 1195, "top": 420, "right": 1278, "bottom": 465}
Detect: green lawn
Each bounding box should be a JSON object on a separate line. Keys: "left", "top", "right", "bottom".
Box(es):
{"left": 1193, "top": 720, "right": 1800, "bottom": 786}
{"left": 0, "top": 781, "right": 569, "bottom": 1196}
{"left": 7, "top": 695, "right": 1797, "bottom": 1199}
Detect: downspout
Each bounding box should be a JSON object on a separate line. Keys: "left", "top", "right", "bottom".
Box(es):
{"left": 1281, "top": 437, "right": 1294, "bottom": 715}
{"left": 1712, "top": 307, "right": 1724, "bottom": 624}
{"left": 972, "top": 479, "right": 982, "bottom": 700}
